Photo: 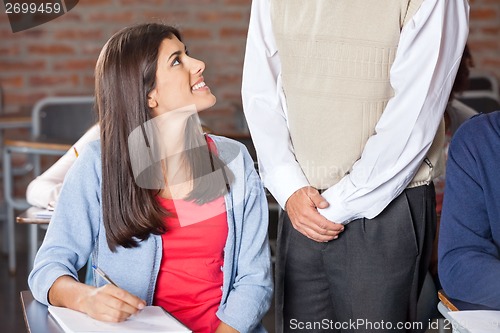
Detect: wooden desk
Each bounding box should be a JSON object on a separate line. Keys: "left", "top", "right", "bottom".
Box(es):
{"left": 438, "top": 290, "right": 459, "bottom": 312}
{"left": 4, "top": 137, "right": 72, "bottom": 155}
{"left": 0, "top": 112, "right": 32, "bottom": 162}
{"left": 17, "top": 207, "right": 52, "bottom": 225}
{"left": 437, "top": 290, "right": 498, "bottom": 333}
{"left": 20, "top": 290, "right": 63, "bottom": 333}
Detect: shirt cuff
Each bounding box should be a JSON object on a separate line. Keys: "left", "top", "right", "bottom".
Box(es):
{"left": 263, "top": 164, "right": 310, "bottom": 209}
{"left": 318, "top": 185, "right": 357, "bottom": 225}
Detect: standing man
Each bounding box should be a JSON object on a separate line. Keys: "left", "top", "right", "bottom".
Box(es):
{"left": 242, "top": 1, "right": 469, "bottom": 332}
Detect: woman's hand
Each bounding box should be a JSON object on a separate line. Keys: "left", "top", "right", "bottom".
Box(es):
{"left": 79, "top": 284, "right": 146, "bottom": 322}
{"left": 48, "top": 275, "right": 146, "bottom": 322}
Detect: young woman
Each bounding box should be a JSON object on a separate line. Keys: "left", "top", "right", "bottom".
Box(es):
{"left": 28, "top": 23, "right": 273, "bottom": 333}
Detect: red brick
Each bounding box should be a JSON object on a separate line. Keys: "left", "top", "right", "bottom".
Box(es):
{"left": 470, "top": 8, "right": 497, "bottom": 20}
{"left": 219, "top": 27, "right": 248, "bottom": 39}
{"left": 197, "top": 11, "right": 244, "bottom": 22}
{"left": 182, "top": 28, "right": 212, "bottom": 40}
{"left": 78, "top": 0, "right": 113, "bottom": 5}
{"left": 223, "top": 0, "right": 251, "bottom": 5}
{"left": 0, "top": 76, "right": 24, "bottom": 88}
{"left": 54, "top": 29, "right": 103, "bottom": 40}
{"left": 28, "top": 44, "right": 75, "bottom": 55}
{"left": 120, "top": 0, "right": 163, "bottom": 4}
{"left": 54, "top": 59, "right": 96, "bottom": 71}
{"left": 83, "top": 75, "right": 95, "bottom": 86}
{"left": 4, "top": 92, "right": 46, "bottom": 106}
{"left": 29, "top": 74, "right": 80, "bottom": 87}
{"left": 482, "top": 58, "right": 500, "bottom": 68}
{"left": 89, "top": 12, "right": 134, "bottom": 23}
{"left": 57, "top": 13, "right": 83, "bottom": 22}
{"left": 212, "top": 73, "right": 242, "bottom": 86}
{"left": 142, "top": 11, "right": 190, "bottom": 22}
{"left": 0, "top": 45, "right": 21, "bottom": 56}
{"left": 481, "top": 27, "right": 500, "bottom": 35}
{"left": 0, "top": 60, "right": 46, "bottom": 71}
{"left": 168, "top": 0, "right": 213, "bottom": 4}
{"left": 469, "top": 40, "right": 499, "bottom": 52}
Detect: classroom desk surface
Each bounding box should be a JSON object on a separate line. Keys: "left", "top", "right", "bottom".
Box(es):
{"left": 17, "top": 207, "right": 52, "bottom": 225}
{"left": 0, "top": 114, "right": 31, "bottom": 128}
{"left": 4, "top": 137, "right": 72, "bottom": 152}
{"left": 20, "top": 290, "right": 64, "bottom": 333}
{"left": 438, "top": 290, "right": 498, "bottom": 311}
{"left": 437, "top": 290, "right": 498, "bottom": 333}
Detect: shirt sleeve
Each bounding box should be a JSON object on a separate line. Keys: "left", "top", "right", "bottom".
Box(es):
{"left": 242, "top": 0, "right": 309, "bottom": 210}
{"left": 26, "top": 124, "right": 100, "bottom": 208}
{"left": 438, "top": 118, "right": 500, "bottom": 309}
{"left": 319, "top": 0, "right": 470, "bottom": 223}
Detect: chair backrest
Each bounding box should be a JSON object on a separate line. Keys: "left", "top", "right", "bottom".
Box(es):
{"left": 461, "top": 70, "right": 500, "bottom": 101}
{"left": 458, "top": 93, "right": 500, "bottom": 114}
{"left": 32, "top": 96, "right": 96, "bottom": 143}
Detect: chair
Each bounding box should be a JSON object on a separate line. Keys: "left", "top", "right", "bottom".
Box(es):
{"left": 0, "top": 85, "right": 32, "bottom": 254}
{"left": 3, "top": 96, "right": 95, "bottom": 273}
{"left": 462, "top": 70, "right": 500, "bottom": 100}
{"left": 458, "top": 70, "right": 500, "bottom": 114}
{"left": 457, "top": 92, "right": 500, "bottom": 115}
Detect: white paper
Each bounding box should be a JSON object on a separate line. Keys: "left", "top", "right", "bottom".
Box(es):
{"left": 48, "top": 305, "right": 191, "bottom": 333}
{"left": 448, "top": 310, "right": 500, "bottom": 333}
{"left": 35, "top": 209, "right": 53, "bottom": 218}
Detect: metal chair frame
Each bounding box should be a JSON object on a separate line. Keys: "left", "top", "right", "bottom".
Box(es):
{"left": 3, "top": 96, "right": 94, "bottom": 273}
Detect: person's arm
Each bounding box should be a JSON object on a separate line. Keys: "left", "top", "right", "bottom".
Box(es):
{"left": 28, "top": 141, "right": 145, "bottom": 321}
{"left": 216, "top": 146, "right": 272, "bottom": 332}
{"left": 26, "top": 124, "right": 100, "bottom": 208}
{"left": 438, "top": 116, "right": 500, "bottom": 309}
{"left": 242, "top": 0, "right": 342, "bottom": 242}
{"left": 215, "top": 322, "right": 239, "bottom": 333}
{"left": 48, "top": 276, "right": 145, "bottom": 322}
{"left": 319, "top": 0, "right": 470, "bottom": 223}
{"left": 241, "top": 0, "right": 308, "bottom": 208}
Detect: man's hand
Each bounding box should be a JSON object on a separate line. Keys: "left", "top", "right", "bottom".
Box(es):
{"left": 285, "top": 186, "right": 344, "bottom": 242}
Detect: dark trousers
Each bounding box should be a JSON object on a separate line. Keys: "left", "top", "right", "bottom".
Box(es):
{"left": 275, "top": 184, "right": 436, "bottom": 333}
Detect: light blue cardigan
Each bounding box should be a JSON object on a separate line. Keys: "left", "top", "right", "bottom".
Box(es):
{"left": 28, "top": 135, "right": 273, "bottom": 333}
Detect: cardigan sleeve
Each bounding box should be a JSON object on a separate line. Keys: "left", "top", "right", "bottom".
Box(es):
{"left": 28, "top": 142, "right": 102, "bottom": 305}
{"left": 216, "top": 143, "right": 273, "bottom": 332}
{"left": 438, "top": 117, "right": 500, "bottom": 309}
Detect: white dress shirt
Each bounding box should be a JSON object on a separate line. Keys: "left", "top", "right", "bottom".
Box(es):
{"left": 242, "top": 0, "right": 470, "bottom": 223}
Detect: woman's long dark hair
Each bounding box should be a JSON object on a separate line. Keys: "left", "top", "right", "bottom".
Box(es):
{"left": 95, "top": 23, "right": 232, "bottom": 251}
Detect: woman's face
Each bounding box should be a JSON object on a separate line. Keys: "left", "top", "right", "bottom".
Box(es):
{"left": 148, "top": 36, "right": 216, "bottom": 116}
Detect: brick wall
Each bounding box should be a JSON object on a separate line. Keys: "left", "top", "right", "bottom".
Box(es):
{"left": 468, "top": 0, "right": 500, "bottom": 79}
{"left": 0, "top": 0, "right": 499, "bottom": 133}
{"left": 0, "top": 0, "right": 251, "bottom": 133}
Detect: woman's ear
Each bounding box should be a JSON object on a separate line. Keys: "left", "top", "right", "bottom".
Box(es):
{"left": 148, "top": 90, "right": 158, "bottom": 108}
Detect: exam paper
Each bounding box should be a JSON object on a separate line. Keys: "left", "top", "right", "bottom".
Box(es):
{"left": 49, "top": 305, "right": 191, "bottom": 333}
{"left": 448, "top": 310, "right": 500, "bottom": 333}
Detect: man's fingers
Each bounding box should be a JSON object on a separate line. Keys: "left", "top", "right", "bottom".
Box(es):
{"left": 286, "top": 186, "right": 344, "bottom": 242}
{"left": 296, "top": 224, "right": 341, "bottom": 242}
{"left": 306, "top": 188, "right": 329, "bottom": 209}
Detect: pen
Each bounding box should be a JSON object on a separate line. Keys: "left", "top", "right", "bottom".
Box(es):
{"left": 73, "top": 147, "right": 79, "bottom": 158}
{"left": 92, "top": 265, "right": 118, "bottom": 287}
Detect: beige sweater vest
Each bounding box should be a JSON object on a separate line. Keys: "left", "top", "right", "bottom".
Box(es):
{"left": 271, "top": 0, "right": 444, "bottom": 190}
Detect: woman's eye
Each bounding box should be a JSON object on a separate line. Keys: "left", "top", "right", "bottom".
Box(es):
{"left": 172, "top": 57, "right": 181, "bottom": 66}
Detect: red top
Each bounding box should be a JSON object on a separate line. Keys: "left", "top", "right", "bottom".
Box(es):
{"left": 153, "top": 136, "right": 228, "bottom": 333}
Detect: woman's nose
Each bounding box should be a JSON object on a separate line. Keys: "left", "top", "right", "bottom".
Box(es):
{"left": 190, "top": 58, "right": 205, "bottom": 75}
